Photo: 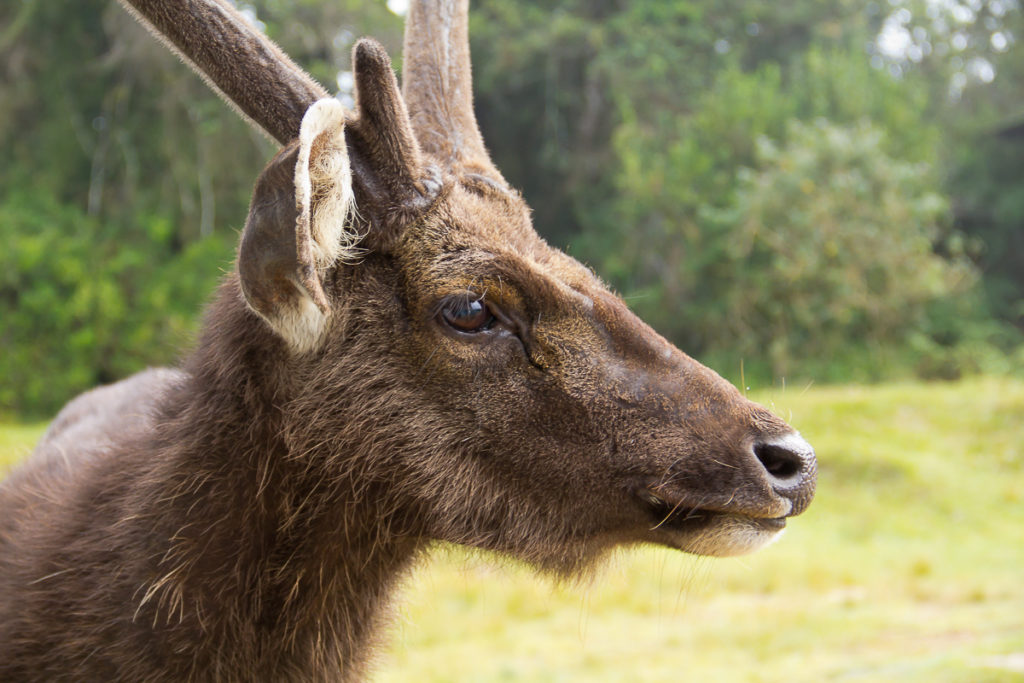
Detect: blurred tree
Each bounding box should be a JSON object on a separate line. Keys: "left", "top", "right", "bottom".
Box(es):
{"left": 711, "top": 119, "right": 972, "bottom": 376}
{"left": 948, "top": 127, "right": 1024, "bottom": 328}
{"left": 575, "top": 44, "right": 947, "bottom": 357}
{"left": 867, "top": 1, "right": 1024, "bottom": 329}
{"left": 0, "top": 0, "right": 403, "bottom": 246}
{"left": 0, "top": 191, "right": 235, "bottom": 414}
{"left": 469, "top": 0, "right": 877, "bottom": 245}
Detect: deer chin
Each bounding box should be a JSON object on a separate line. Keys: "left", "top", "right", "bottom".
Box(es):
{"left": 637, "top": 488, "right": 788, "bottom": 558}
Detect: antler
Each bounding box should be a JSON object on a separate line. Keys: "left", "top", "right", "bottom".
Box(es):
{"left": 402, "top": 0, "right": 502, "bottom": 182}
{"left": 117, "top": 0, "right": 327, "bottom": 144}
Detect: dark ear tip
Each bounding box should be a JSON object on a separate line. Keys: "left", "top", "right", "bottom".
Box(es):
{"left": 353, "top": 38, "right": 391, "bottom": 72}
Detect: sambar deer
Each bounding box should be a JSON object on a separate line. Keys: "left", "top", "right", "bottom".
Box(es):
{"left": 0, "top": 0, "right": 816, "bottom": 680}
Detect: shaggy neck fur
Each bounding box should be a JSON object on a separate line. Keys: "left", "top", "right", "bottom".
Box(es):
{"left": 147, "top": 279, "right": 426, "bottom": 681}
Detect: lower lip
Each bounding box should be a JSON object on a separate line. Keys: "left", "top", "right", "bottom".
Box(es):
{"left": 754, "top": 517, "right": 787, "bottom": 531}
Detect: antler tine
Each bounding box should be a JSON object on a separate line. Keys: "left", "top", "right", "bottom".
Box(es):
{"left": 402, "top": 0, "right": 503, "bottom": 182}
{"left": 118, "top": 0, "right": 328, "bottom": 145}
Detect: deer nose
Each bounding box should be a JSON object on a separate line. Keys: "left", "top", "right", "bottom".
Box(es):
{"left": 752, "top": 433, "right": 817, "bottom": 516}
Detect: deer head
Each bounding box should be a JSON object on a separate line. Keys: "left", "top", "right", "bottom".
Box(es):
{"left": 123, "top": 0, "right": 815, "bottom": 571}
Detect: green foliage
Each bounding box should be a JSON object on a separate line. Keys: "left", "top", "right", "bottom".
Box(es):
{"left": 574, "top": 39, "right": 1017, "bottom": 383}
{"left": 0, "top": 191, "right": 233, "bottom": 417}
{"left": 714, "top": 120, "right": 973, "bottom": 376}
{"left": 948, "top": 133, "right": 1024, "bottom": 328}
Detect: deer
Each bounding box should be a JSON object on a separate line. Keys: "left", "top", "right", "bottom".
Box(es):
{"left": 0, "top": 0, "right": 816, "bottom": 680}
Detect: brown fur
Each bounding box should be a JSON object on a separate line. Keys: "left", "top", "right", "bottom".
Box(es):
{"left": 0, "top": 1, "right": 816, "bottom": 680}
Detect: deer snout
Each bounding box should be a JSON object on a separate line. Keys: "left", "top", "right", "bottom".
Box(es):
{"left": 751, "top": 432, "right": 817, "bottom": 516}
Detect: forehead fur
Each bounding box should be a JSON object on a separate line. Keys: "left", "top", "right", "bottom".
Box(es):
{"left": 402, "top": 178, "right": 602, "bottom": 294}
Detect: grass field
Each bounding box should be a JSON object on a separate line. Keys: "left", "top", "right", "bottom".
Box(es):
{"left": 2, "top": 378, "right": 1022, "bottom": 681}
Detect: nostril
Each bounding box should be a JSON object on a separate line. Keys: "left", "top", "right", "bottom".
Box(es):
{"left": 754, "top": 443, "right": 803, "bottom": 482}
{"left": 751, "top": 433, "right": 817, "bottom": 516}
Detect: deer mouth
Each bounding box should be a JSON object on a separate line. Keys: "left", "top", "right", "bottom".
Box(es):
{"left": 636, "top": 487, "right": 787, "bottom": 554}
{"left": 638, "top": 489, "right": 716, "bottom": 533}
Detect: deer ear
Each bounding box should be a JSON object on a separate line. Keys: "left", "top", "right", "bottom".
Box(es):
{"left": 351, "top": 39, "right": 423, "bottom": 194}
{"left": 345, "top": 39, "right": 440, "bottom": 250}
{"left": 238, "top": 99, "right": 357, "bottom": 353}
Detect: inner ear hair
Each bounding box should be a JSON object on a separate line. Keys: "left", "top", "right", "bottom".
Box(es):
{"left": 295, "top": 99, "right": 360, "bottom": 311}
{"left": 239, "top": 99, "right": 356, "bottom": 353}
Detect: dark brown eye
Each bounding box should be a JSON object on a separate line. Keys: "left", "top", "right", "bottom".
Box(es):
{"left": 440, "top": 298, "right": 495, "bottom": 333}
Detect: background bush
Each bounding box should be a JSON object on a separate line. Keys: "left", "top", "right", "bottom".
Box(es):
{"left": 712, "top": 119, "right": 973, "bottom": 378}
{"left": 0, "top": 191, "right": 233, "bottom": 415}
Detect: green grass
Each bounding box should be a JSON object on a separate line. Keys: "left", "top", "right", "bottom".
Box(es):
{"left": 2, "top": 378, "right": 1022, "bottom": 681}
{"left": 0, "top": 421, "right": 46, "bottom": 472}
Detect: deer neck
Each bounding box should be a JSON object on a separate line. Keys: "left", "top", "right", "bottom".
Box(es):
{"left": 138, "top": 277, "right": 423, "bottom": 679}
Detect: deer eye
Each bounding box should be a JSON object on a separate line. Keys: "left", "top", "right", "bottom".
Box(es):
{"left": 439, "top": 297, "right": 496, "bottom": 333}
